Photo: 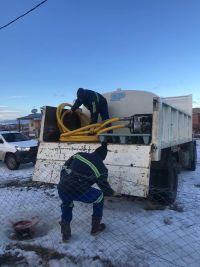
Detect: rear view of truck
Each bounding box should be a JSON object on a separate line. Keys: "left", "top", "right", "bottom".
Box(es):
{"left": 33, "top": 89, "right": 197, "bottom": 204}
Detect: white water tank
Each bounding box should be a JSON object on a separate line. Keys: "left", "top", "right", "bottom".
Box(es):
{"left": 82, "top": 89, "right": 157, "bottom": 134}
{"left": 103, "top": 89, "right": 158, "bottom": 134}
{"left": 103, "top": 89, "right": 158, "bottom": 118}
{"left": 83, "top": 89, "right": 157, "bottom": 118}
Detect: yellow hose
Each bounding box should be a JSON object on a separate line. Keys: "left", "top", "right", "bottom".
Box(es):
{"left": 94, "top": 117, "right": 120, "bottom": 133}
{"left": 97, "top": 124, "right": 125, "bottom": 135}
{"left": 61, "top": 123, "right": 101, "bottom": 137}
{"left": 56, "top": 103, "right": 126, "bottom": 142}
{"left": 60, "top": 136, "right": 99, "bottom": 142}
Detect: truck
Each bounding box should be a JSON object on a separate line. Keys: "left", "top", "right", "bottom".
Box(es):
{"left": 33, "top": 89, "right": 197, "bottom": 204}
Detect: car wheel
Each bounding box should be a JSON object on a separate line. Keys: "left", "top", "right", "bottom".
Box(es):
{"left": 5, "top": 154, "right": 20, "bottom": 170}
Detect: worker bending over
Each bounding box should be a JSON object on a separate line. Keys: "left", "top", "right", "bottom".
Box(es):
{"left": 57, "top": 142, "right": 115, "bottom": 242}
{"left": 71, "top": 88, "right": 110, "bottom": 124}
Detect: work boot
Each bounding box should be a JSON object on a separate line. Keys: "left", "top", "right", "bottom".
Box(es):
{"left": 91, "top": 217, "right": 106, "bottom": 235}
{"left": 59, "top": 220, "right": 71, "bottom": 242}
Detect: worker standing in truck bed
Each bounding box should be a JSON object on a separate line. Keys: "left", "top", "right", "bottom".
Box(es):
{"left": 71, "top": 88, "right": 110, "bottom": 124}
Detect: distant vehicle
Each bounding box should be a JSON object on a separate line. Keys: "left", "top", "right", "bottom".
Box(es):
{"left": 0, "top": 131, "right": 38, "bottom": 170}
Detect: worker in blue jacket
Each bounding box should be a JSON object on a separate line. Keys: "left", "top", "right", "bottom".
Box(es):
{"left": 71, "top": 88, "right": 110, "bottom": 124}
{"left": 57, "top": 142, "right": 115, "bottom": 241}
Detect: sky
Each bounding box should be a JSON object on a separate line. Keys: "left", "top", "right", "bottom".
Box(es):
{"left": 0, "top": 0, "right": 200, "bottom": 120}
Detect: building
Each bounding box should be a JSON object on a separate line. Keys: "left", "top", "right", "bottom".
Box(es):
{"left": 17, "top": 111, "right": 42, "bottom": 138}
{"left": 0, "top": 120, "right": 19, "bottom": 131}
{"left": 192, "top": 108, "right": 200, "bottom": 135}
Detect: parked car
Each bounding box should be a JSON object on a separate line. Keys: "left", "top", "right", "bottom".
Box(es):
{"left": 0, "top": 131, "right": 38, "bottom": 170}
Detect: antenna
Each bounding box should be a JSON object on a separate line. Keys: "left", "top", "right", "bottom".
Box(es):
{"left": 31, "top": 108, "right": 38, "bottom": 114}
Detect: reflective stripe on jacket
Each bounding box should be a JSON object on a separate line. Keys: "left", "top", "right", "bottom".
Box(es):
{"left": 58, "top": 152, "right": 114, "bottom": 196}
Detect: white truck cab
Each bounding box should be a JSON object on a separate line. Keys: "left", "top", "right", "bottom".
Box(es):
{"left": 0, "top": 131, "right": 38, "bottom": 170}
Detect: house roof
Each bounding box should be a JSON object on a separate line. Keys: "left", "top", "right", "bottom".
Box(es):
{"left": 0, "top": 119, "right": 28, "bottom": 125}
{"left": 17, "top": 113, "right": 42, "bottom": 121}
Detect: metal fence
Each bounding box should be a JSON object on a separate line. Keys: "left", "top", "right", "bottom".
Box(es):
{"left": 0, "top": 150, "right": 200, "bottom": 267}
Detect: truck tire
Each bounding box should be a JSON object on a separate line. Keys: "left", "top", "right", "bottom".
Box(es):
{"left": 5, "top": 154, "right": 20, "bottom": 170}
{"left": 149, "top": 154, "right": 178, "bottom": 205}
{"left": 188, "top": 141, "right": 197, "bottom": 171}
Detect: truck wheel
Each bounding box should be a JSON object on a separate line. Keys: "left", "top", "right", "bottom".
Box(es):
{"left": 164, "top": 156, "right": 178, "bottom": 204}
{"left": 188, "top": 141, "right": 197, "bottom": 171}
{"left": 5, "top": 154, "right": 20, "bottom": 170}
{"left": 149, "top": 154, "right": 178, "bottom": 205}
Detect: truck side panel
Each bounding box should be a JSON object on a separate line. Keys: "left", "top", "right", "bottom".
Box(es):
{"left": 152, "top": 97, "right": 192, "bottom": 161}
{"left": 33, "top": 142, "right": 151, "bottom": 197}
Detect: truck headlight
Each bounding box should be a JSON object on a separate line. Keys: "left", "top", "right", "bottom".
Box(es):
{"left": 15, "top": 146, "right": 30, "bottom": 151}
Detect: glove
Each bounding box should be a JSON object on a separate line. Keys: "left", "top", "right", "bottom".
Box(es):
{"left": 112, "top": 191, "right": 122, "bottom": 197}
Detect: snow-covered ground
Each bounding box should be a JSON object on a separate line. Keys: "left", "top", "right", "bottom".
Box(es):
{"left": 0, "top": 141, "right": 200, "bottom": 267}
{"left": 0, "top": 161, "right": 34, "bottom": 184}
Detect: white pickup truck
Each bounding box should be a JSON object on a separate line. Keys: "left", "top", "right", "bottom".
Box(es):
{"left": 33, "top": 89, "right": 197, "bottom": 204}
{"left": 0, "top": 131, "right": 38, "bottom": 170}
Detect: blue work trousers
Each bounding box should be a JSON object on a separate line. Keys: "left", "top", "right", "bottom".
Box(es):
{"left": 91, "top": 98, "right": 110, "bottom": 123}
{"left": 58, "top": 187, "right": 104, "bottom": 223}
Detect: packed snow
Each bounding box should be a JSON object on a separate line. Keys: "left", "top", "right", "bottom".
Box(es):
{"left": 0, "top": 141, "right": 200, "bottom": 267}
{"left": 0, "top": 161, "right": 34, "bottom": 184}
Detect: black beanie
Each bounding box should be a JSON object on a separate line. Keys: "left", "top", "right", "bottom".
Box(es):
{"left": 94, "top": 142, "right": 108, "bottom": 160}
{"left": 77, "top": 88, "right": 85, "bottom": 98}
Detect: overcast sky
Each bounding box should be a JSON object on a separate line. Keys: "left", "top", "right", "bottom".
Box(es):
{"left": 0, "top": 0, "right": 200, "bottom": 120}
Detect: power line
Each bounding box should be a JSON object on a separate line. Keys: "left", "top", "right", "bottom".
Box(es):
{"left": 0, "top": 0, "right": 48, "bottom": 31}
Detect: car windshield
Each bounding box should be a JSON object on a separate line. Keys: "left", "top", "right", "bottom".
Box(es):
{"left": 2, "top": 133, "right": 30, "bottom": 142}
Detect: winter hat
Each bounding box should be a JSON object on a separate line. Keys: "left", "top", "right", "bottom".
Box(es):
{"left": 94, "top": 142, "right": 108, "bottom": 160}
{"left": 77, "top": 88, "right": 85, "bottom": 98}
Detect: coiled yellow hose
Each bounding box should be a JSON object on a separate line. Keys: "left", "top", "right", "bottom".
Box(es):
{"left": 56, "top": 103, "right": 125, "bottom": 142}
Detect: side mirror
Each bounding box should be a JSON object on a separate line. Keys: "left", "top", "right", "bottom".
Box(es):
{"left": 0, "top": 139, "right": 4, "bottom": 144}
